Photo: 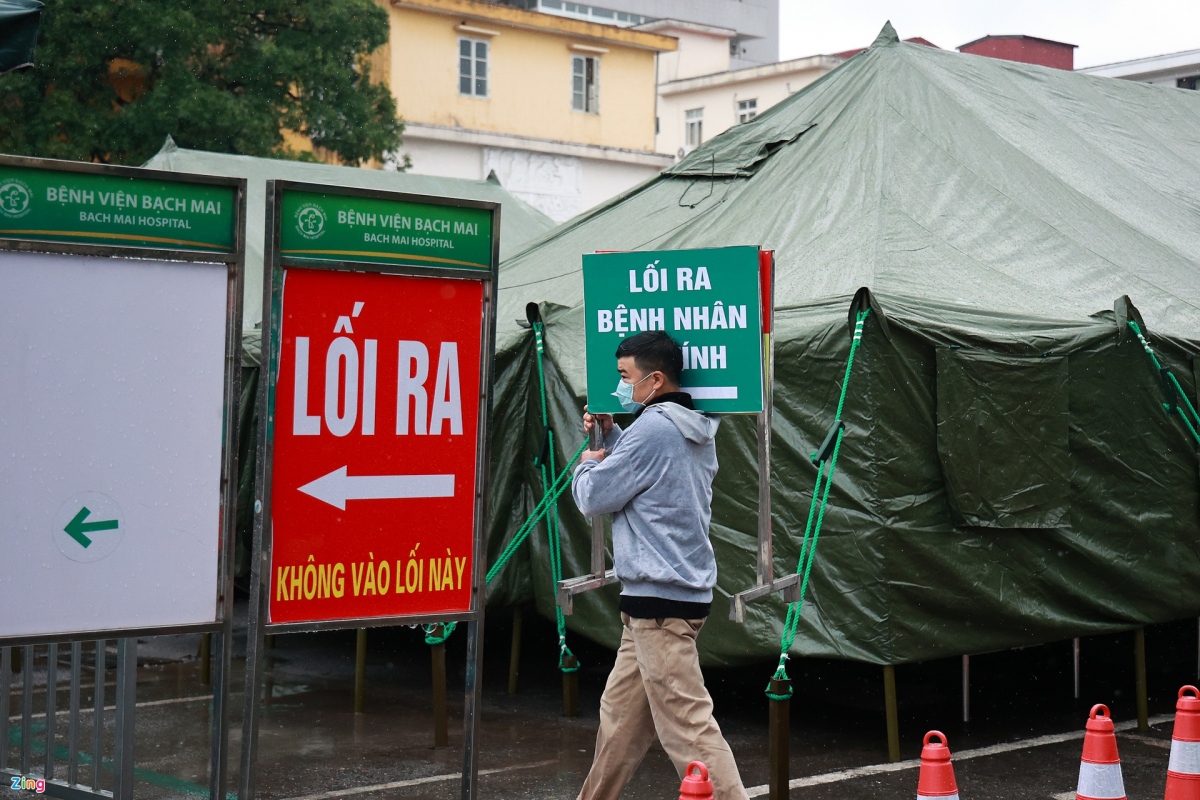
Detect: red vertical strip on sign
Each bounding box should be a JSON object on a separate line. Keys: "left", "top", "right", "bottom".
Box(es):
{"left": 759, "top": 249, "right": 774, "bottom": 334}
{"left": 268, "top": 267, "right": 484, "bottom": 624}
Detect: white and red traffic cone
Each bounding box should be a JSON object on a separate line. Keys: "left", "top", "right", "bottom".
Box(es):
{"left": 917, "top": 731, "right": 960, "bottom": 799}
{"left": 679, "top": 761, "right": 714, "bottom": 800}
{"left": 1165, "top": 685, "right": 1200, "bottom": 800}
{"left": 1076, "top": 704, "right": 1126, "bottom": 800}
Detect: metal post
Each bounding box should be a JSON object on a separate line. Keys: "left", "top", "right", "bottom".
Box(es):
{"left": 756, "top": 410, "right": 773, "bottom": 587}
{"left": 432, "top": 627, "right": 449, "bottom": 748}
{"left": 1134, "top": 627, "right": 1149, "bottom": 732}
{"left": 210, "top": 621, "right": 234, "bottom": 800}
{"left": 460, "top": 617, "right": 485, "bottom": 800}
{"left": 562, "top": 655, "right": 580, "bottom": 718}
{"left": 768, "top": 678, "right": 790, "bottom": 800}
{"left": 883, "top": 665, "right": 900, "bottom": 763}
{"left": 200, "top": 632, "right": 212, "bottom": 686}
{"left": 354, "top": 629, "right": 368, "bottom": 714}
{"left": 1073, "top": 638, "right": 1081, "bottom": 699}
{"left": 21, "top": 646, "right": 33, "bottom": 775}
{"left": 961, "top": 654, "right": 969, "bottom": 724}
{"left": 507, "top": 607, "right": 523, "bottom": 695}
{"left": 112, "top": 639, "right": 137, "bottom": 800}
{"left": 44, "top": 643, "right": 58, "bottom": 780}
{"left": 68, "top": 642, "right": 81, "bottom": 786}
{"left": 590, "top": 425, "right": 605, "bottom": 576}
{"left": 239, "top": 495, "right": 271, "bottom": 800}
{"left": 92, "top": 640, "right": 105, "bottom": 791}
{"left": 0, "top": 648, "right": 11, "bottom": 773}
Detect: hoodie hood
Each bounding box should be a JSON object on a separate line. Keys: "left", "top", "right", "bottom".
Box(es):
{"left": 648, "top": 402, "right": 720, "bottom": 444}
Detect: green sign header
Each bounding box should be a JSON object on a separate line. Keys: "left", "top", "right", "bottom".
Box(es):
{"left": 0, "top": 165, "right": 236, "bottom": 252}
{"left": 583, "top": 246, "right": 765, "bottom": 415}
{"left": 278, "top": 189, "right": 493, "bottom": 271}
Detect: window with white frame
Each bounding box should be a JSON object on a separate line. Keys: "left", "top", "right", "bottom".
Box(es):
{"left": 572, "top": 55, "right": 599, "bottom": 113}
{"left": 459, "top": 37, "right": 488, "bottom": 98}
{"left": 685, "top": 108, "right": 704, "bottom": 150}
{"left": 737, "top": 99, "right": 758, "bottom": 123}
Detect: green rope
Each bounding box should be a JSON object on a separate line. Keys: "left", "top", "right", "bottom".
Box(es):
{"left": 484, "top": 441, "right": 586, "bottom": 585}
{"left": 1127, "top": 320, "right": 1200, "bottom": 446}
{"left": 423, "top": 622, "right": 455, "bottom": 646}
{"left": 767, "top": 309, "right": 870, "bottom": 700}
{"left": 424, "top": 323, "right": 586, "bottom": 652}
{"left": 532, "top": 321, "right": 579, "bottom": 672}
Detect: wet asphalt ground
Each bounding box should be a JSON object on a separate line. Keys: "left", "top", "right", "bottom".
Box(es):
{"left": 3, "top": 606, "right": 1197, "bottom": 800}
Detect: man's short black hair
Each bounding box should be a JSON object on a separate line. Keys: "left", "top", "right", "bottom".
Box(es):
{"left": 615, "top": 331, "right": 683, "bottom": 386}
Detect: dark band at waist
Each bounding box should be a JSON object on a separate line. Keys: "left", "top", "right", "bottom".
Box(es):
{"left": 619, "top": 595, "right": 711, "bottom": 620}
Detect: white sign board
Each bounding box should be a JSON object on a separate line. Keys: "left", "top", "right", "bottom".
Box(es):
{"left": 0, "top": 251, "right": 228, "bottom": 638}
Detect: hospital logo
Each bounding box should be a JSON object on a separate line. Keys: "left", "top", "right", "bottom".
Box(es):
{"left": 295, "top": 203, "right": 326, "bottom": 240}
{"left": 0, "top": 179, "right": 32, "bottom": 218}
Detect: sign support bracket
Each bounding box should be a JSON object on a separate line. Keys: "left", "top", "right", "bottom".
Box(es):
{"left": 557, "top": 423, "right": 619, "bottom": 615}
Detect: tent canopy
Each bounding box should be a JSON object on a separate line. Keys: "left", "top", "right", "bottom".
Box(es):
{"left": 484, "top": 24, "right": 1200, "bottom": 666}
{"left": 143, "top": 137, "right": 556, "bottom": 328}
{"left": 0, "top": 0, "right": 42, "bottom": 74}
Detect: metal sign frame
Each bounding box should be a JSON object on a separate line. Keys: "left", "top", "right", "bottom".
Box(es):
{"left": 0, "top": 154, "right": 246, "bottom": 800}
{"left": 240, "top": 180, "right": 501, "bottom": 800}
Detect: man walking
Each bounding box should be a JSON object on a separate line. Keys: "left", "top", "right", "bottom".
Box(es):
{"left": 572, "top": 330, "right": 748, "bottom": 800}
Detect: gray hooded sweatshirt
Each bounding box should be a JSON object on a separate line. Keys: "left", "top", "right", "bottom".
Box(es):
{"left": 572, "top": 402, "right": 721, "bottom": 603}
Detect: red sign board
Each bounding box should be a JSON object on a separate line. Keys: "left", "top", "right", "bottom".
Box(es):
{"left": 268, "top": 267, "right": 483, "bottom": 624}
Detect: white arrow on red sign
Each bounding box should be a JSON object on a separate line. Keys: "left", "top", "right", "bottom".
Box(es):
{"left": 298, "top": 466, "right": 455, "bottom": 510}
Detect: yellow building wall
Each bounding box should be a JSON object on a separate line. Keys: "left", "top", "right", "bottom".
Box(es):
{"left": 386, "top": 4, "right": 660, "bottom": 152}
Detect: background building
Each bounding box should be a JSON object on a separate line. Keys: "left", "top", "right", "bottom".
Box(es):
{"left": 499, "top": 0, "right": 779, "bottom": 66}
{"left": 651, "top": 21, "right": 841, "bottom": 158}
{"left": 957, "top": 34, "right": 1077, "bottom": 70}
{"left": 1077, "top": 47, "right": 1200, "bottom": 90}
{"left": 374, "top": 0, "right": 676, "bottom": 222}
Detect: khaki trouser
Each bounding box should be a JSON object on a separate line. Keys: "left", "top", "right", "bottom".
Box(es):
{"left": 577, "top": 613, "right": 749, "bottom": 800}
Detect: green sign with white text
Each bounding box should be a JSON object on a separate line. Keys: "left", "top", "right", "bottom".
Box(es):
{"left": 278, "top": 189, "right": 493, "bottom": 270}
{"left": 583, "top": 246, "right": 764, "bottom": 415}
{"left": 0, "top": 165, "right": 235, "bottom": 252}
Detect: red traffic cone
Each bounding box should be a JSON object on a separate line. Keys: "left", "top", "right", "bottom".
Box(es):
{"left": 917, "top": 731, "right": 960, "bottom": 799}
{"left": 679, "top": 761, "right": 714, "bottom": 800}
{"left": 1165, "top": 685, "right": 1200, "bottom": 800}
{"left": 1076, "top": 704, "right": 1126, "bottom": 800}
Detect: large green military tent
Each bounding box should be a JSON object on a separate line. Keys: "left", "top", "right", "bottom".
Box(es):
{"left": 485, "top": 24, "right": 1200, "bottom": 667}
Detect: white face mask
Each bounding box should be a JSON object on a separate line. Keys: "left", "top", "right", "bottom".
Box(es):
{"left": 612, "top": 373, "right": 656, "bottom": 413}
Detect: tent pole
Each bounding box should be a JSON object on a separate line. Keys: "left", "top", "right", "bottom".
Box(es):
{"left": 961, "top": 655, "right": 969, "bottom": 724}
{"left": 507, "top": 606, "right": 523, "bottom": 695}
{"left": 883, "top": 665, "right": 900, "bottom": 762}
{"left": 1134, "top": 627, "right": 1148, "bottom": 732}
{"left": 1073, "top": 638, "right": 1081, "bottom": 699}
{"left": 432, "top": 625, "right": 449, "bottom": 747}
{"left": 768, "top": 678, "right": 790, "bottom": 800}
{"left": 354, "top": 628, "right": 367, "bottom": 714}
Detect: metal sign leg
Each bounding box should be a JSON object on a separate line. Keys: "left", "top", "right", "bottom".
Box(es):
{"left": 239, "top": 527, "right": 270, "bottom": 800}
{"left": 0, "top": 648, "right": 10, "bottom": 774}
{"left": 210, "top": 622, "right": 234, "bottom": 800}
{"left": 460, "top": 617, "right": 485, "bottom": 800}
{"left": 112, "top": 639, "right": 137, "bottom": 800}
